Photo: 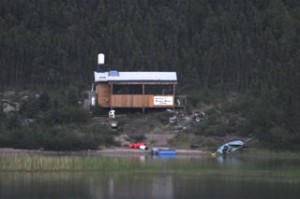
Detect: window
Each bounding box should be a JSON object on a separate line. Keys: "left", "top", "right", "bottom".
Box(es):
{"left": 145, "top": 85, "right": 173, "bottom": 95}
{"left": 113, "top": 85, "right": 142, "bottom": 95}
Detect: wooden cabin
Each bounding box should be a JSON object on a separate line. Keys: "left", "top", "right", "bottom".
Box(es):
{"left": 93, "top": 70, "right": 177, "bottom": 110}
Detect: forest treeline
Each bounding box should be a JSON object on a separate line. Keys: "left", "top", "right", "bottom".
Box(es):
{"left": 0, "top": 0, "right": 299, "bottom": 149}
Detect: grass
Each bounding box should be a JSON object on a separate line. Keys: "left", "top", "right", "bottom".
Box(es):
{"left": 1, "top": 152, "right": 300, "bottom": 184}
{"left": 1, "top": 145, "right": 300, "bottom": 186}
{"left": 0, "top": 154, "right": 149, "bottom": 172}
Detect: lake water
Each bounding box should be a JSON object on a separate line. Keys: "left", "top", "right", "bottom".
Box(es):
{"left": 1, "top": 155, "right": 300, "bottom": 199}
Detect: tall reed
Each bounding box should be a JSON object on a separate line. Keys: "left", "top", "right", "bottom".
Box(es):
{"left": 1, "top": 153, "right": 300, "bottom": 183}
{"left": 0, "top": 154, "right": 152, "bottom": 171}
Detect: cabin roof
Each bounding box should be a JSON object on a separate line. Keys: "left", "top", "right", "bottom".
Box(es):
{"left": 94, "top": 71, "right": 177, "bottom": 83}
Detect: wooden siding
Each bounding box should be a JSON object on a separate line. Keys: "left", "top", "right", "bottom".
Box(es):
{"left": 97, "top": 84, "right": 111, "bottom": 107}
{"left": 96, "top": 82, "right": 177, "bottom": 108}
{"left": 110, "top": 95, "right": 175, "bottom": 108}
{"left": 111, "top": 95, "right": 144, "bottom": 107}
{"left": 110, "top": 81, "right": 177, "bottom": 85}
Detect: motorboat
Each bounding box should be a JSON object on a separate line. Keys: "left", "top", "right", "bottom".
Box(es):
{"left": 216, "top": 140, "right": 244, "bottom": 155}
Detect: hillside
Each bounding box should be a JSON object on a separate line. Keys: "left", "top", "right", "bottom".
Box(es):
{"left": 0, "top": 90, "right": 253, "bottom": 151}
{"left": 1, "top": 0, "right": 299, "bottom": 150}
{"left": 85, "top": 93, "right": 255, "bottom": 151}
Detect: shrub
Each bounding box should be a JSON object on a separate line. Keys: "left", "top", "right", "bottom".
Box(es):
{"left": 38, "top": 90, "right": 51, "bottom": 111}
{"left": 245, "top": 91, "right": 300, "bottom": 150}
{"left": 67, "top": 88, "right": 79, "bottom": 106}
{"left": 127, "top": 134, "right": 146, "bottom": 142}
{"left": 6, "top": 113, "right": 21, "bottom": 129}
{"left": 0, "top": 127, "right": 42, "bottom": 149}
{"left": 0, "top": 87, "right": 119, "bottom": 151}
{"left": 0, "top": 109, "right": 6, "bottom": 128}
{"left": 42, "top": 106, "right": 89, "bottom": 125}
{"left": 0, "top": 124, "right": 118, "bottom": 151}
{"left": 19, "top": 95, "right": 39, "bottom": 118}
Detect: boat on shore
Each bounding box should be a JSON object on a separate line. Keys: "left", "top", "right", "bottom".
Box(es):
{"left": 216, "top": 140, "right": 244, "bottom": 155}
{"left": 128, "top": 142, "right": 148, "bottom": 150}
{"left": 151, "top": 147, "right": 176, "bottom": 158}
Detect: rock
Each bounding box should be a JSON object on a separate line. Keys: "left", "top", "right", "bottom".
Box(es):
{"left": 175, "top": 125, "right": 183, "bottom": 130}
{"left": 3, "top": 91, "right": 15, "bottom": 99}
{"left": 169, "top": 116, "right": 177, "bottom": 124}
{"left": 3, "top": 103, "right": 15, "bottom": 113}
{"left": 110, "top": 120, "right": 118, "bottom": 129}
{"left": 20, "top": 118, "right": 35, "bottom": 126}
{"left": 166, "top": 109, "right": 175, "bottom": 113}
{"left": 20, "top": 95, "right": 29, "bottom": 101}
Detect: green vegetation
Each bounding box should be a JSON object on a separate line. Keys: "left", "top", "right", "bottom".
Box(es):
{"left": 1, "top": 0, "right": 299, "bottom": 92}
{"left": 0, "top": 154, "right": 144, "bottom": 172}
{"left": 0, "top": 0, "right": 299, "bottom": 150}
{"left": 189, "top": 92, "right": 300, "bottom": 151}
{"left": 0, "top": 89, "right": 118, "bottom": 150}
{"left": 0, "top": 124, "right": 117, "bottom": 151}
{"left": 1, "top": 153, "right": 300, "bottom": 184}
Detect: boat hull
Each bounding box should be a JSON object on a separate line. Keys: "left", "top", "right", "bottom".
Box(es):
{"left": 217, "top": 140, "right": 244, "bottom": 155}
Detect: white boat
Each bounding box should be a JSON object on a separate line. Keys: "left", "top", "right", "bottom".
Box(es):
{"left": 216, "top": 140, "right": 244, "bottom": 155}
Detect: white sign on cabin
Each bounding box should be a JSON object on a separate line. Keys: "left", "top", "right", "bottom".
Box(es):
{"left": 153, "top": 96, "right": 174, "bottom": 106}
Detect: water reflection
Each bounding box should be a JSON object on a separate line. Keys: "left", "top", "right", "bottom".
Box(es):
{"left": 152, "top": 176, "right": 173, "bottom": 199}
{"left": 216, "top": 156, "right": 243, "bottom": 168}
{"left": 1, "top": 156, "right": 300, "bottom": 199}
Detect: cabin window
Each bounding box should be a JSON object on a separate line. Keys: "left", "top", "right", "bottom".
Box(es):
{"left": 145, "top": 85, "right": 173, "bottom": 95}
{"left": 113, "top": 85, "right": 143, "bottom": 95}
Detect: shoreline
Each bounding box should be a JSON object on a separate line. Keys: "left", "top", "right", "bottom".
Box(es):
{"left": 2, "top": 147, "right": 300, "bottom": 159}
{"left": 0, "top": 147, "right": 209, "bottom": 157}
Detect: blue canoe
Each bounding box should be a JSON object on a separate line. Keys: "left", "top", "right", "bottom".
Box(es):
{"left": 217, "top": 140, "right": 244, "bottom": 155}
{"left": 152, "top": 147, "right": 176, "bottom": 158}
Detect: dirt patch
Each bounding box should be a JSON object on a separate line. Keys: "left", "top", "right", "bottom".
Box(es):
{"left": 90, "top": 109, "right": 205, "bottom": 149}
{"left": 145, "top": 133, "right": 176, "bottom": 146}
